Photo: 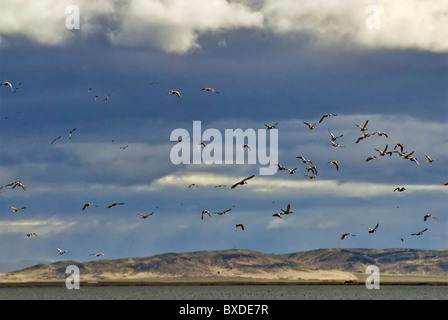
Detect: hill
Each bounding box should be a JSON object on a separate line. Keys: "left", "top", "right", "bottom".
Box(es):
{"left": 1, "top": 248, "right": 447, "bottom": 285}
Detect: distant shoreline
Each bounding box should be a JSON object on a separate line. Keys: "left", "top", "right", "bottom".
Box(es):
{"left": 2, "top": 274, "right": 448, "bottom": 287}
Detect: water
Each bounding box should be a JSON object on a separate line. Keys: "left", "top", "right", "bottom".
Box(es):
{"left": 0, "top": 285, "right": 446, "bottom": 300}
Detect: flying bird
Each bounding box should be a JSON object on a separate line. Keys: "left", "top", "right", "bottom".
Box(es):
{"left": 168, "top": 90, "right": 181, "bottom": 98}
{"left": 69, "top": 128, "right": 77, "bottom": 139}
{"left": 341, "top": 233, "right": 356, "bottom": 240}
{"left": 264, "top": 122, "right": 278, "bottom": 129}
{"left": 365, "top": 156, "right": 378, "bottom": 162}
{"left": 368, "top": 223, "right": 379, "bottom": 233}
{"left": 440, "top": 181, "right": 448, "bottom": 186}
{"left": 1, "top": 81, "right": 14, "bottom": 91}
{"left": 235, "top": 223, "right": 245, "bottom": 231}
{"left": 242, "top": 144, "right": 251, "bottom": 151}
{"left": 231, "top": 175, "right": 255, "bottom": 189}
{"left": 424, "top": 154, "right": 435, "bottom": 163}
{"left": 374, "top": 144, "right": 393, "bottom": 156}
{"left": 201, "top": 210, "right": 211, "bottom": 220}
{"left": 89, "top": 252, "right": 105, "bottom": 257}
{"left": 297, "top": 156, "right": 313, "bottom": 164}
{"left": 51, "top": 136, "right": 62, "bottom": 144}
{"left": 82, "top": 203, "right": 97, "bottom": 210}
{"left": 107, "top": 202, "right": 125, "bottom": 208}
{"left": 319, "top": 113, "right": 337, "bottom": 123}
{"left": 287, "top": 168, "right": 297, "bottom": 174}
{"left": 139, "top": 212, "right": 154, "bottom": 219}
{"left": 330, "top": 140, "right": 345, "bottom": 148}
{"left": 303, "top": 122, "right": 316, "bottom": 130}
{"left": 423, "top": 214, "right": 437, "bottom": 221}
{"left": 328, "top": 129, "right": 343, "bottom": 141}
{"left": 13, "top": 82, "right": 22, "bottom": 93}
{"left": 393, "top": 187, "right": 406, "bottom": 192}
{"left": 57, "top": 248, "right": 70, "bottom": 255}
{"left": 4, "top": 181, "right": 27, "bottom": 191}
{"left": 188, "top": 183, "right": 199, "bottom": 188}
{"left": 11, "top": 206, "right": 26, "bottom": 212}
{"left": 272, "top": 213, "right": 285, "bottom": 220}
{"left": 372, "top": 131, "right": 388, "bottom": 138}
{"left": 201, "top": 87, "right": 220, "bottom": 93}
{"left": 411, "top": 228, "right": 428, "bottom": 236}
{"left": 24, "top": 232, "right": 38, "bottom": 238}
{"left": 355, "top": 132, "right": 371, "bottom": 144}
{"left": 328, "top": 160, "right": 339, "bottom": 171}
{"left": 355, "top": 120, "right": 369, "bottom": 132}
{"left": 120, "top": 145, "right": 129, "bottom": 149}
{"left": 214, "top": 208, "right": 232, "bottom": 215}
{"left": 280, "top": 203, "right": 293, "bottom": 215}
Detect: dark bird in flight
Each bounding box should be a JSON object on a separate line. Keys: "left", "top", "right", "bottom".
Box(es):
{"left": 328, "top": 129, "right": 343, "bottom": 141}
{"left": 328, "top": 160, "right": 339, "bottom": 171}
{"left": 330, "top": 140, "right": 345, "bottom": 148}
{"left": 355, "top": 119, "right": 369, "bottom": 132}
{"left": 368, "top": 223, "right": 379, "bottom": 233}
{"left": 341, "top": 233, "right": 356, "bottom": 240}
{"left": 1, "top": 81, "right": 14, "bottom": 91}
{"left": 168, "top": 90, "right": 181, "bottom": 98}
{"left": 13, "top": 82, "right": 22, "bottom": 93}
{"left": 303, "top": 122, "right": 316, "bottom": 130}
{"left": 231, "top": 175, "right": 255, "bottom": 189}
{"left": 188, "top": 183, "right": 199, "bottom": 188}
{"left": 4, "top": 181, "right": 27, "bottom": 191}
{"left": 411, "top": 228, "right": 428, "bottom": 236}
{"left": 423, "top": 214, "right": 437, "bottom": 221}
{"left": 11, "top": 206, "right": 26, "bottom": 212}
{"left": 89, "top": 252, "right": 105, "bottom": 257}
{"left": 374, "top": 144, "right": 393, "bottom": 156}
{"left": 297, "top": 156, "right": 313, "bottom": 164}
{"left": 201, "top": 87, "right": 220, "bottom": 93}
{"left": 82, "top": 203, "right": 97, "bottom": 210}
{"left": 201, "top": 210, "right": 211, "bottom": 220}
{"left": 319, "top": 113, "right": 337, "bottom": 123}
{"left": 264, "top": 122, "right": 278, "bottom": 129}
{"left": 355, "top": 132, "right": 371, "bottom": 144}
{"left": 139, "top": 212, "right": 154, "bottom": 219}
{"left": 51, "top": 136, "right": 62, "bottom": 144}
{"left": 365, "top": 155, "right": 378, "bottom": 162}
{"left": 440, "top": 181, "right": 448, "bottom": 186}
{"left": 214, "top": 208, "right": 232, "bottom": 215}
{"left": 372, "top": 131, "right": 388, "bottom": 138}
{"left": 272, "top": 213, "right": 285, "bottom": 220}
{"left": 107, "top": 202, "right": 125, "bottom": 208}
{"left": 24, "top": 232, "right": 38, "bottom": 238}
{"left": 120, "top": 145, "right": 129, "bottom": 149}
{"left": 235, "top": 223, "right": 245, "bottom": 231}
{"left": 280, "top": 203, "right": 293, "bottom": 215}
{"left": 393, "top": 187, "right": 406, "bottom": 192}
{"left": 424, "top": 154, "right": 436, "bottom": 163}
{"left": 69, "top": 128, "right": 77, "bottom": 139}
{"left": 57, "top": 248, "right": 70, "bottom": 255}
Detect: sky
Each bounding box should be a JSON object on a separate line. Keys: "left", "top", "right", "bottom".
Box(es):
{"left": 0, "top": 0, "right": 447, "bottom": 272}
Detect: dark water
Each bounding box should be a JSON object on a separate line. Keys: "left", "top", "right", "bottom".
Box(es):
{"left": 0, "top": 285, "right": 446, "bottom": 300}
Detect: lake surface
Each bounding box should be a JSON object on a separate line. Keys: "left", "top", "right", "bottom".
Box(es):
{"left": 0, "top": 285, "right": 446, "bottom": 300}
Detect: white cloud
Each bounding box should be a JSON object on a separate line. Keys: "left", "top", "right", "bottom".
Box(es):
{"left": 149, "top": 171, "right": 445, "bottom": 198}
{"left": 0, "top": 218, "right": 76, "bottom": 236}
{"left": 0, "top": 0, "right": 446, "bottom": 52}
